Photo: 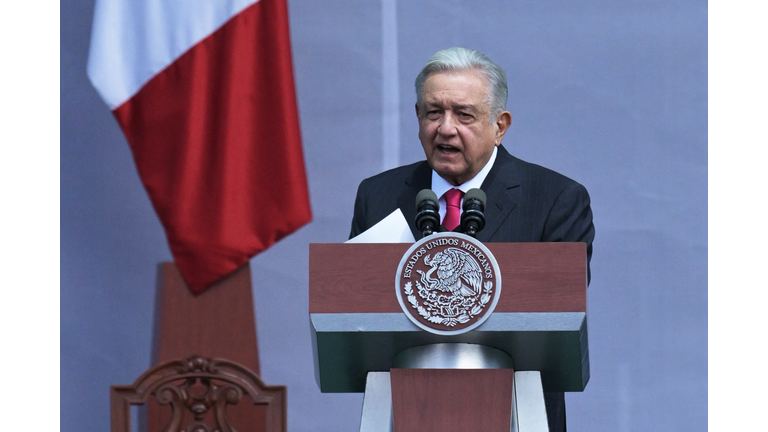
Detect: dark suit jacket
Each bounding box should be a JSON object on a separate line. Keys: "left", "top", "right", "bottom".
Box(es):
{"left": 349, "top": 144, "right": 595, "bottom": 432}
{"left": 350, "top": 145, "right": 594, "bottom": 269}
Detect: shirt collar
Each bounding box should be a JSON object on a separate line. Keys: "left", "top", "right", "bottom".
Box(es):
{"left": 431, "top": 146, "right": 498, "bottom": 199}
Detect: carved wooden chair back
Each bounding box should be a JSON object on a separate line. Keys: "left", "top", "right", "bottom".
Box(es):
{"left": 111, "top": 356, "right": 286, "bottom": 432}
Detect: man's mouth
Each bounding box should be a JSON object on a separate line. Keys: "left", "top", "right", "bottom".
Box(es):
{"left": 436, "top": 144, "right": 460, "bottom": 154}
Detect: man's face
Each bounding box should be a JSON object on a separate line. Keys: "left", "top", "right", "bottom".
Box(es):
{"left": 417, "top": 70, "right": 511, "bottom": 186}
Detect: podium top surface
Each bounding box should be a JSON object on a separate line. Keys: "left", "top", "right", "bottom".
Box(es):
{"left": 309, "top": 242, "right": 586, "bottom": 314}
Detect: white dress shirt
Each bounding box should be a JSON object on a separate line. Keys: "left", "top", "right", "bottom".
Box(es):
{"left": 430, "top": 146, "right": 498, "bottom": 223}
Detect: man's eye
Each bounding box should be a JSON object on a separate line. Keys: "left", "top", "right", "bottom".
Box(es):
{"left": 426, "top": 111, "right": 440, "bottom": 119}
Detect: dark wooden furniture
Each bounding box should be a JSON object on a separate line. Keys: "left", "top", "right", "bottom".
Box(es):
{"left": 111, "top": 356, "right": 286, "bottom": 432}
{"left": 111, "top": 262, "right": 285, "bottom": 432}
{"left": 152, "top": 262, "right": 261, "bottom": 371}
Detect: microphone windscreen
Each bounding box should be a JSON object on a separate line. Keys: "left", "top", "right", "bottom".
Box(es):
{"left": 416, "top": 189, "right": 439, "bottom": 209}
{"left": 464, "top": 188, "right": 486, "bottom": 208}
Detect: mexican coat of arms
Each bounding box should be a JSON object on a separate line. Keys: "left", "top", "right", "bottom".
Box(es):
{"left": 395, "top": 232, "right": 502, "bottom": 335}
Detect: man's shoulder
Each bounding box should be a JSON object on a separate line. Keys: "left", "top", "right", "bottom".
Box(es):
{"left": 499, "top": 148, "right": 588, "bottom": 192}
{"left": 351, "top": 160, "right": 430, "bottom": 238}
{"left": 518, "top": 157, "right": 582, "bottom": 184}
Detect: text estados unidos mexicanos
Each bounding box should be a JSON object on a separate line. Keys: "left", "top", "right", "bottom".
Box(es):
{"left": 461, "top": 241, "right": 494, "bottom": 279}
{"left": 402, "top": 238, "right": 459, "bottom": 278}
{"left": 403, "top": 237, "right": 497, "bottom": 279}
{"left": 402, "top": 247, "right": 425, "bottom": 279}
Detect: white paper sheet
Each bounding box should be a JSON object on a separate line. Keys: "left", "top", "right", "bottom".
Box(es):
{"left": 345, "top": 209, "right": 415, "bottom": 243}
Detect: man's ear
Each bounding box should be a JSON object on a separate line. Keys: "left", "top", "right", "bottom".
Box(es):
{"left": 415, "top": 102, "right": 421, "bottom": 118}
{"left": 495, "top": 111, "right": 512, "bottom": 145}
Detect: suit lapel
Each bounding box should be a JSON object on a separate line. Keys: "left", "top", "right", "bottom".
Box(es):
{"left": 398, "top": 161, "right": 432, "bottom": 240}
{"left": 396, "top": 147, "right": 519, "bottom": 242}
{"left": 477, "top": 145, "right": 521, "bottom": 242}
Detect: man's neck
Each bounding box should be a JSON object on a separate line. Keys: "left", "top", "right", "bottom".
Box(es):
{"left": 431, "top": 146, "right": 498, "bottom": 221}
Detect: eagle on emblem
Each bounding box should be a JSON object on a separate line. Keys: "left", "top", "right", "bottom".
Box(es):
{"left": 420, "top": 247, "right": 483, "bottom": 297}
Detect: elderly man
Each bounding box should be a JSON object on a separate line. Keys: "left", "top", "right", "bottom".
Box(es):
{"left": 349, "top": 47, "right": 595, "bottom": 432}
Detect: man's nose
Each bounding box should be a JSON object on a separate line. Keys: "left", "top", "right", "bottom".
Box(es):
{"left": 437, "top": 113, "right": 457, "bottom": 136}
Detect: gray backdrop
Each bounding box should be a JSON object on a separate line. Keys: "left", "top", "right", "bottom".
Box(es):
{"left": 61, "top": 0, "right": 707, "bottom": 430}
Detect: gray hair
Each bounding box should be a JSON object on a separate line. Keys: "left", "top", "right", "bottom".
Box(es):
{"left": 415, "top": 47, "right": 508, "bottom": 122}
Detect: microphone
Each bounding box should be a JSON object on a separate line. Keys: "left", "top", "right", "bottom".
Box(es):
{"left": 460, "top": 188, "right": 486, "bottom": 237}
{"left": 415, "top": 189, "right": 440, "bottom": 238}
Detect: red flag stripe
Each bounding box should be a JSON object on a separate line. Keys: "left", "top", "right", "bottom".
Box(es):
{"left": 113, "top": 0, "right": 311, "bottom": 293}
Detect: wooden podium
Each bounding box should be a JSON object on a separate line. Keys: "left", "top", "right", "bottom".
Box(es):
{"left": 309, "top": 242, "right": 589, "bottom": 432}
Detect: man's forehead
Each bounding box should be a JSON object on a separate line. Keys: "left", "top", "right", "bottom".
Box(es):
{"left": 421, "top": 90, "right": 488, "bottom": 113}
{"left": 421, "top": 71, "right": 489, "bottom": 106}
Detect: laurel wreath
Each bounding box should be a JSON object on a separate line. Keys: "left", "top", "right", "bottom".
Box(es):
{"left": 403, "top": 280, "right": 494, "bottom": 327}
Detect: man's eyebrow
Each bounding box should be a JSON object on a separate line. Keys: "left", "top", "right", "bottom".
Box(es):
{"left": 422, "top": 102, "right": 479, "bottom": 112}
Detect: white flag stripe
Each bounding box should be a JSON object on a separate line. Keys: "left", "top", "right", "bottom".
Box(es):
{"left": 87, "top": 0, "right": 260, "bottom": 109}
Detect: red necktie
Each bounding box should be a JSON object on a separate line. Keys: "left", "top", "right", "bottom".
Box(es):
{"left": 442, "top": 188, "right": 464, "bottom": 231}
